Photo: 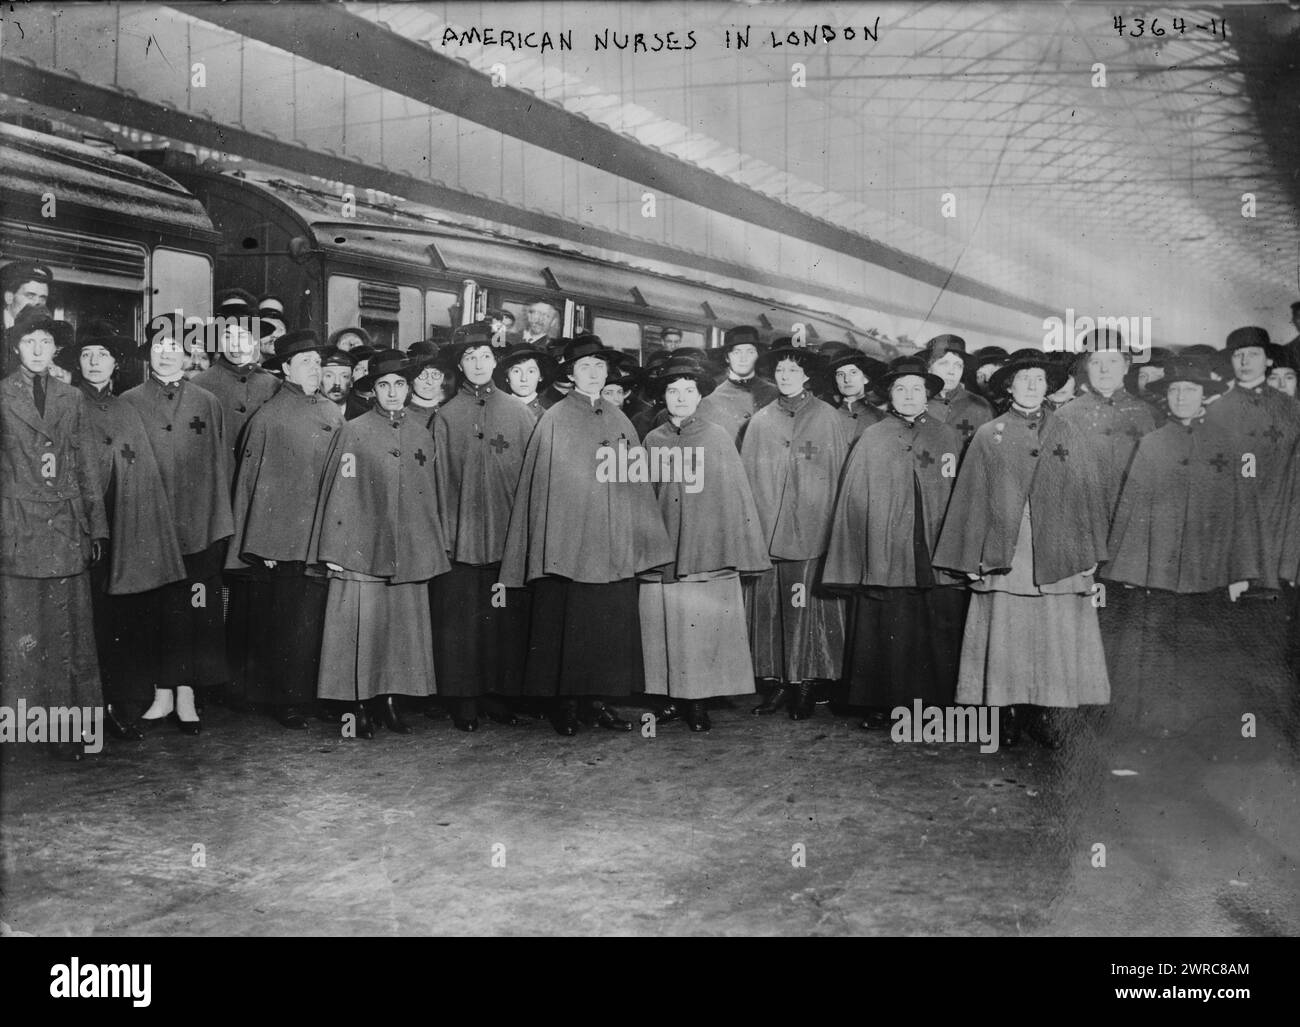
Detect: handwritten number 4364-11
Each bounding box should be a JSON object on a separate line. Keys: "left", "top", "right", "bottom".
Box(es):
{"left": 1114, "top": 16, "right": 1227, "bottom": 39}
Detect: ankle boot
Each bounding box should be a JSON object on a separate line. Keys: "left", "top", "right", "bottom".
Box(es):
{"left": 375, "top": 695, "right": 412, "bottom": 734}
{"left": 349, "top": 701, "right": 375, "bottom": 740}
{"left": 789, "top": 681, "right": 816, "bottom": 720}
{"left": 684, "top": 700, "right": 710, "bottom": 732}
{"left": 752, "top": 684, "right": 789, "bottom": 715}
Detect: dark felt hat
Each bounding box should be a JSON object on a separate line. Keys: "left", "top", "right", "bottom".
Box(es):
{"left": 722, "top": 325, "right": 763, "bottom": 352}
{"left": 69, "top": 319, "right": 136, "bottom": 364}
{"left": 5, "top": 306, "right": 72, "bottom": 350}
{"left": 262, "top": 329, "right": 330, "bottom": 370}
{"left": 1146, "top": 356, "right": 1228, "bottom": 397}
{"left": 2, "top": 260, "right": 53, "bottom": 291}
{"left": 757, "top": 337, "right": 824, "bottom": 377}
{"left": 353, "top": 348, "right": 418, "bottom": 392}
{"left": 649, "top": 355, "right": 717, "bottom": 399}
{"left": 559, "top": 333, "right": 623, "bottom": 369}
{"left": 1225, "top": 326, "right": 1270, "bottom": 352}
{"left": 988, "top": 348, "right": 1070, "bottom": 396}
{"left": 1290, "top": 300, "right": 1300, "bottom": 315}
{"left": 1265, "top": 343, "right": 1298, "bottom": 373}
{"left": 826, "top": 348, "right": 889, "bottom": 382}
{"left": 973, "top": 345, "right": 1010, "bottom": 366}
{"left": 918, "top": 333, "right": 976, "bottom": 369}
{"left": 872, "top": 355, "right": 944, "bottom": 398}
{"left": 327, "top": 326, "right": 373, "bottom": 351}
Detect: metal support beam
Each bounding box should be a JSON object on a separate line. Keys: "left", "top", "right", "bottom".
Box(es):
{"left": 182, "top": 1, "right": 1049, "bottom": 317}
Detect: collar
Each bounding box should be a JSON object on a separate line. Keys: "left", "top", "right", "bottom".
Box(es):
{"left": 839, "top": 394, "right": 868, "bottom": 410}
{"left": 668, "top": 414, "right": 699, "bottom": 434}
{"left": 777, "top": 391, "right": 810, "bottom": 414}
{"left": 1234, "top": 376, "right": 1266, "bottom": 392}
{"left": 18, "top": 367, "right": 48, "bottom": 387}
{"left": 573, "top": 387, "right": 601, "bottom": 405}
{"left": 151, "top": 371, "right": 185, "bottom": 387}
{"left": 80, "top": 380, "right": 113, "bottom": 400}
{"left": 1009, "top": 402, "right": 1045, "bottom": 423}
{"left": 217, "top": 355, "right": 257, "bottom": 374}
{"left": 510, "top": 391, "right": 537, "bottom": 404}
{"left": 727, "top": 373, "right": 757, "bottom": 385}
{"left": 280, "top": 380, "right": 308, "bottom": 398}
{"left": 460, "top": 381, "right": 495, "bottom": 399}
{"left": 889, "top": 408, "right": 926, "bottom": 425}
{"left": 409, "top": 395, "right": 440, "bottom": 410}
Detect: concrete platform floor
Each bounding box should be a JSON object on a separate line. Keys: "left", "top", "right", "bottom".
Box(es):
{"left": 2, "top": 683, "right": 1297, "bottom": 936}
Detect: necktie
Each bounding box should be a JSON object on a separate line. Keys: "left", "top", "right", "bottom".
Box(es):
{"left": 33, "top": 374, "right": 46, "bottom": 417}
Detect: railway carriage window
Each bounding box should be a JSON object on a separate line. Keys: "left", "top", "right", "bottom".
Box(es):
{"left": 425, "top": 289, "right": 459, "bottom": 331}
{"left": 151, "top": 249, "right": 213, "bottom": 332}
{"left": 591, "top": 316, "right": 642, "bottom": 361}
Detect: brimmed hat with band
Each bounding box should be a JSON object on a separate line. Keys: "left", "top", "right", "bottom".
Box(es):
{"left": 353, "top": 348, "right": 419, "bottom": 393}
{"left": 988, "top": 348, "right": 1071, "bottom": 396}
{"left": 261, "top": 329, "right": 331, "bottom": 371}
{"left": 5, "top": 306, "right": 73, "bottom": 350}
{"left": 493, "top": 343, "right": 560, "bottom": 391}
{"left": 1145, "top": 356, "right": 1228, "bottom": 397}
{"left": 756, "top": 337, "right": 825, "bottom": 378}
{"left": 872, "top": 355, "right": 945, "bottom": 399}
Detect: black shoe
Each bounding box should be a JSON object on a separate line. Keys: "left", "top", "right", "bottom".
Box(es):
{"left": 998, "top": 706, "right": 1020, "bottom": 749}
{"left": 482, "top": 697, "right": 521, "bottom": 726}
{"left": 1026, "top": 707, "right": 1063, "bottom": 749}
{"left": 579, "top": 704, "right": 633, "bottom": 732}
{"left": 104, "top": 704, "right": 144, "bottom": 741}
{"left": 423, "top": 698, "right": 449, "bottom": 720}
{"left": 551, "top": 705, "right": 579, "bottom": 736}
{"left": 375, "top": 696, "right": 412, "bottom": 734}
{"left": 684, "top": 700, "right": 711, "bottom": 733}
{"left": 752, "top": 685, "right": 789, "bottom": 715}
{"left": 859, "top": 709, "right": 891, "bottom": 731}
{"left": 274, "top": 705, "right": 309, "bottom": 729}
{"left": 350, "top": 702, "right": 375, "bottom": 740}
{"left": 655, "top": 703, "right": 682, "bottom": 724}
{"left": 789, "top": 682, "right": 816, "bottom": 720}
{"left": 170, "top": 712, "right": 201, "bottom": 736}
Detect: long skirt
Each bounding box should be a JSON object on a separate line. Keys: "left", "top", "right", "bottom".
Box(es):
{"left": 428, "top": 561, "right": 529, "bottom": 697}
{"left": 521, "top": 577, "right": 643, "bottom": 697}
{"left": 246, "top": 563, "right": 327, "bottom": 706}
{"left": 317, "top": 572, "right": 435, "bottom": 701}
{"left": 152, "top": 544, "right": 229, "bottom": 691}
{"left": 749, "top": 557, "right": 845, "bottom": 682}
{"left": 1107, "top": 589, "right": 1293, "bottom": 737}
{"left": 955, "top": 590, "right": 1110, "bottom": 707}
{"left": 845, "top": 586, "right": 966, "bottom": 709}
{"left": 639, "top": 571, "right": 755, "bottom": 699}
{"left": 0, "top": 570, "right": 100, "bottom": 709}
{"left": 224, "top": 569, "right": 271, "bottom": 702}
{"left": 89, "top": 551, "right": 157, "bottom": 718}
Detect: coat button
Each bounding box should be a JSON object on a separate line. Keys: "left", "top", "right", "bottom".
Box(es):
{"left": 239, "top": 377, "right": 247, "bottom": 383}
{"left": 46, "top": 519, "right": 53, "bottom": 526}
{"left": 390, "top": 449, "right": 400, "bottom": 457}
{"left": 323, "top": 425, "right": 332, "bottom": 432}
{"left": 164, "top": 425, "right": 172, "bottom": 431}
{"left": 1030, "top": 449, "right": 1039, "bottom": 457}
{"left": 783, "top": 440, "right": 790, "bottom": 448}
{"left": 237, "top": 404, "right": 247, "bottom": 413}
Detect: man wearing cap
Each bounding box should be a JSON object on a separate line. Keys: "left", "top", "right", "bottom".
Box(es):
{"left": 309, "top": 348, "right": 450, "bottom": 737}
{"left": 256, "top": 295, "right": 288, "bottom": 362}
{"left": 1057, "top": 331, "right": 1156, "bottom": 523}
{"left": 659, "top": 327, "right": 685, "bottom": 352}
{"left": 0, "top": 307, "right": 108, "bottom": 759}
{"left": 742, "top": 339, "right": 852, "bottom": 720}
{"left": 697, "top": 326, "right": 778, "bottom": 447}
{"left": 495, "top": 343, "right": 559, "bottom": 422}
{"left": 73, "top": 321, "right": 187, "bottom": 740}
{"left": 227, "top": 330, "right": 342, "bottom": 729}
{"left": 1266, "top": 344, "right": 1298, "bottom": 401}
{"left": 319, "top": 348, "right": 355, "bottom": 414}
{"left": 1107, "top": 356, "right": 1265, "bottom": 734}
{"left": 487, "top": 308, "right": 516, "bottom": 349}
{"left": 827, "top": 348, "right": 888, "bottom": 441}
{"left": 122, "top": 331, "right": 233, "bottom": 734}
{"left": 499, "top": 334, "right": 674, "bottom": 736}
{"left": 1284, "top": 301, "right": 1300, "bottom": 365}
{"left": 1206, "top": 327, "right": 1300, "bottom": 591}
{"left": 825, "top": 356, "right": 966, "bottom": 728}
{"left": 430, "top": 324, "right": 538, "bottom": 730}
{"left": 2, "top": 261, "right": 53, "bottom": 331}
{"left": 344, "top": 345, "right": 379, "bottom": 420}
{"left": 972, "top": 346, "right": 1009, "bottom": 396}
{"left": 921, "top": 334, "right": 994, "bottom": 447}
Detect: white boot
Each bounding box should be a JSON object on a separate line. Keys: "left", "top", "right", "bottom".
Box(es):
{"left": 175, "top": 685, "right": 200, "bottom": 724}
{"left": 142, "top": 687, "right": 174, "bottom": 721}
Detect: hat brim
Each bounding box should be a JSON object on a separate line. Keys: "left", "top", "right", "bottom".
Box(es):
{"left": 827, "top": 353, "right": 890, "bottom": 381}
{"left": 353, "top": 363, "right": 420, "bottom": 394}
{"left": 756, "top": 346, "right": 825, "bottom": 377}
{"left": 1146, "top": 375, "right": 1228, "bottom": 397}
{"left": 872, "top": 369, "right": 945, "bottom": 398}
{"left": 6, "top": 317, "right": 73, "bottom": 350}
{"left": 988, "top": 358, "right": 1070, "bottom": 397}
{"left": 262, "top": 343, "right": 332, "bottom": 371}
{"left": 648, "top": 368, "right": 717, "bottom": 399}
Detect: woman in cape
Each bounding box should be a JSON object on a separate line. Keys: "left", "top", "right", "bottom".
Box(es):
{"left": 638, "top": 357, "right": 771, "bottom": 731}
{"left": 741, "top": 340, "right": 851, "bottom": 721}
{"left": 933, "top": 349, "right": 1112, "bottom": 747}
{"left": 824, "top": 357, "right": 966, "bottom": 729}
{"left": 494, "top": 343, "right": 560, "bottom": 423}
{"left": 1105, "top": 356, "right": 1265, "bottom": 737}
{"left": 309, "top": 349, "right": 450, "bottom": 737}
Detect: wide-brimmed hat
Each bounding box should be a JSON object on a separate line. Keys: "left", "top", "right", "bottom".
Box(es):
{"left": 972, "top": 345, "right": 1010, "bottom": 367}
{"left": 1146, "top": 356, "right": 1228, "bottom": 397}
{"left": 1265, "top": 343, "right": 1298, "bottom": 373}
{"left": 5, "top": 306, "right": 73, "bottom": 350}
{"left": 988, "top": 348, "right": 1071, "bottom": 396}
{"left": 649, "top": 355, "right": 717, "bottom": 399}
{"left": 1225, "top": 326, "right": 1270, "bottom": 352}
{"left": 353, "top": 348, "right": 419, "bottom": 392}
{"left": 558, "top": 333, "right": 624, "bottom": 373}
{"left": 493, "top": 343, "right": 560, "bottom": 391}
{"left": 872, "top": 355, "right": 944, "bottom": 398}
{"left": 327, "top": 326, "right": 373, "bottom": 351}
{"left": 261, "top": 329, "right": 330, "bottom": 370}
{"left": 68, "top": 319, "right": 136, "bottom": 364}
{"left": 826, "top": 348, "right": 889, "bottom": 383}
{"left": 917, "top": 333, "right": 976, "bottom": 370}
{"left": 757, "top": 338, "right": 825, "bottom": 377}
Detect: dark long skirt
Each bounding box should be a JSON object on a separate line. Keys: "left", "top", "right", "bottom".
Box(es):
{"left": 0, "top": 570, "right": 99, "bottom": 709}
{"left": 522, "top": 577, "right": 643, "bottom": 697}
{"left": 749, "top": 558, "right": 845, "bottom": 682}
{"left": 88, "top": 552, "right": 157, "bottom": 718}
{"left": 245, "top": 563, "right": 327, "bottom": 706}
{"left": 152, "top": 543, "right": 229, "bottom": 690}
{"left": 845, "top": 586, "right": 966, "bottom": 708}
{"left": 224, "top": 569, "right": 271, "bottom": 702}
{"left": 429, "top": 561, "right": 530, "bottom": 697}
